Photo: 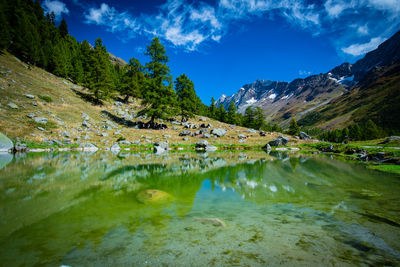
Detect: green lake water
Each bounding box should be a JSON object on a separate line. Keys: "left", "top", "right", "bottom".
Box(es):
{"left": 0, "top": 151, "right": 399, "bottom": 266}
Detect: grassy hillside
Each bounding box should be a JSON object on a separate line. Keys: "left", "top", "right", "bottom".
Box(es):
{"left": 0, "top": 52, "right": 301, "bottom": 149}
{"left": 299, "top": 63, "right": 400, "bottom": 133}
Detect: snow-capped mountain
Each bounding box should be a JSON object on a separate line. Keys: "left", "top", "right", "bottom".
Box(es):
{"left": 216, "top": 30, "right": 400, "bottom": 125}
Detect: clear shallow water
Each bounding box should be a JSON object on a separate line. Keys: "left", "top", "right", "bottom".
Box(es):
{"left": 0, "top": 151, "right": 399, "bottom": 266}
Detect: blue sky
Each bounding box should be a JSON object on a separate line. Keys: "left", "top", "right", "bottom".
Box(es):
{"left": 42, "top": 0, "right": 400, "bottom": 103}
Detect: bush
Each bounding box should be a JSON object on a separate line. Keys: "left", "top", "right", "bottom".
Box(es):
{"left": 38, "top": 95, "right": 53, "bottom": 103}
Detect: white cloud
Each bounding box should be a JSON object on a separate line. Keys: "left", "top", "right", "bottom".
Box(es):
{"left": 299, "top": 70, "right": 312, "bottom": 76}
{"left": 341, "top": 37, "right": 386, "bottom": 56}
{"left": 80, "top": 0, "right": 400, "bottom": 54}
{"left": 43, "top": 0, "right": 69, "bottom": 19}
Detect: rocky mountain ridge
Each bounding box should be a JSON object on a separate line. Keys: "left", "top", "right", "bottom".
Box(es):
{"left": 216, "top": 30, "right": 400, "bottom": 126}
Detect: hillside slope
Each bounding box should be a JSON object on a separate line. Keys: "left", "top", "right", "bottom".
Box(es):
{"left": 300, "top": 63, "right": 400, "bottom": 133}
{"left": 0, "top": 52, "right": 287, "bottom": 148}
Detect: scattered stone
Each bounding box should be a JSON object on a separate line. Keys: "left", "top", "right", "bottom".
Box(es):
{"left": 82, "top": 121, "right": 91, "bottom": 127}
{"left": 63, "top": 131, "right": 71, "bottom": 138}
{"left": 110, "top": 143, "right": 121, "bottom": 151}
{"left": 211, "top": 129, "right": 227, "bottom": 137}
{"left": 268, "top": 136, "right": 290, "bottom": 146}
{"left": 24, "top": 93, "right": 35, "bottom": 99}
{"left": 199, "top": 123, "right": 212, "bottom": 128}
{"left": 63, "top": 139, "right": 72, "bottom": 145}
{"left": 14, "top": 142, "right": 28, "bottom": 152}
{"left": 172, "top": 126, "right": 179, "bottom": 130}
{"left": 82, "top": 112, "right": 90, "bottom": 121}
{"left": 118, "top": 140, "right": 131, "bottom": 145}
{"left": 7, "top": 102, "right": 18, "bottom": 109}
{"left": 26, "top": 113, "right": 35, "bottom": 119}
{"left": 37, "top": 127, "right": 45, "bottom": 131}
{"left": 154, "top": 141, "right": 168, "bottom": 154}
{"left": 34, "top": 117, "right": 48, "bottom": 124}
{"left": 259, "top": 131, "right": 266, "bottom": 136}
{"left": 202, "top": 133, "right": 211, "bottom": 138}
{"left": 114, "top": 101, "right": 123, "bottom": 106}
{"left": 246, "top": 129, "right": 257, "bottom": 133}
{"left": 100, "top": 133, "right": 108, "bottom": 137}
{"left": 79, "top": 143, "right": 98, "bottom": 152}
{"left": 0, "top": 132, "right": 13, "bottom": 152}
{"left": 299, "top": 131, "right": 311, "bottom": 140}
{"left": 196, "top": 140, "right": 217, "bottom": 151}
{"left": 163, "top": 134, "right": 172, "bottom": 138}
{"left": 379, "top": 136, "right": 400, "bottom": 144}
{"left": 32, "top": 102, "right": 38, "bottom": 106}
{"left": 193, "top": 218, "right": 226, "bottom": 227}
{"left": 179, "top": 131, "right": 192, "bottom": 136}
{"left": 183, "top": 137, "right": 188, "bottom": 141}
{"left": 238, "top": 134, "right": 247, "bottom": 139}
{"left": 275, "top": 147, "right": 300, "bottom": 151}
{"left": 199, "top": 117, "right": 207, "bottom": 121}
{"left": 83, "top": 134, "right": 91, "bottom": 140}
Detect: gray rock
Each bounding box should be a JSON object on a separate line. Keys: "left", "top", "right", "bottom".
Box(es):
{"left": 7, "top": 102, "right": 18, "bottom": 109}
{"left": 63, "top": 131, "right": 71, "bottom": 138}
{"left": 196, "top": 140, "right": 209, "bottom": 149}
{"left": 199, "top": 117, "right": 207, "bottom": 121}
{"left": 299, "top": 131, "right": 311, "bottom": 140}
{"left": 34, "top": 117, "right": 48, "bottom": 124}
{"left": 82, "top": 113, "right": 90, "bottom": 121}
{"left": 63, "top": 139, "right": 72, "bottom": 145}
{"left": 50, "top": 139, "right": 63, "bottom": 146}
{"left": 82, "top": 121, "right": 91, "bottom": 127}
{"left": 246, "top": 129, "right": 257, "bottom": 133}
{"left": 24, "top": 94, "right": 35, "bottom": 99}
{"left": 179, "top": 131, "right": 192, "bottom": 136}
{"left": 100, "top": 132, "right": 108, "bottom": 137}
{"left": 114, "top": 101, "right": 123, "bottom": 106}
{"left": 32, "top": 102, "right": 38, "bottom": 106}
{"left": 183, "top": 137, "right": 189, "bottom": 141}
{"left": 37, "top": 127, "right": 45, "bottom": 131}
{"left": 80, "top": 143, "right": 98, "bottom": 152}
{"left": 379, "top": 136, "right": 400, "bottom": 144}
{"left": 110, "top": 143, "right": 121, "bottom": 151}
{"left": 83, "top": 134, "right": 91, "bottom": 140}
{"left": 268, "top": 136, "right": 290, "bottom": 146}
{"left": 14, "top": 142, "right": 28, "bottom": 152}
{"left": 202, "top": 133, "right": 211, "bottom": 138}
{"left": 211, "top": 129, "right": 226, "bottom": 137}
{"left": 26, "top": 113, "right": 35, "bottom": 119}
{"left": 0, "top": 132, "right": 13, "bottom": 152}
{"left": 172, "top": 126, "right": 179, "bottom": 130}
{"left": 163, "top": 134, "right": 172, "bottom": 138}
{"left": 238, "top": 134, "right": 247, "bottom": 139}
{"left": 239, "top": 139, "right": 246, "bottom": 143}
{"left": 118, "top": 140, "right": 131, "bottom": 145}
{"left": 154, "top": 141, "right": 168, "bottom": 153}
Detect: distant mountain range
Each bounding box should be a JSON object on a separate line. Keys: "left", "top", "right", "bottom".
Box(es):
{"left": 216, "top": 30, "right": 400, "bottom": 130}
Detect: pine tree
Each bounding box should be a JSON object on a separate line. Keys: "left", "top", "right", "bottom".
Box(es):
{"left": 364, "top": 119, "right": 379, "bottom": 140}
{"left": 254, "top": 107, "right": 265, "bottom": 130}
{"left": 210, "top": 97, "right": 216, "bottom": 119}
{"left": 0, "top": 0, "right": 11, "bottom": 49}
{"left": 227, "top": 101, "right": 238, "bottom": 125}
{"left": 175, "top": 74, "right": 200, "bottom": 121}
{"left": 87, "top": 38, "right": 114, "bottom": 103}
{"left": 140, "top": 37, "right": 176, "bottom": 122}
{"left": 218, "top": 105, "right": 228, "bottom": 122}
{"left": 288, "top": 117, "right": 300, "bottom": 136}
{"left": 58, "top": 18, "right": 68, "bottom": 38}
{"left": 244, "top": 106, "right": 255, "bottom": 128}
{"left": 120, "top": 57, "right": 144, "bottom": 102}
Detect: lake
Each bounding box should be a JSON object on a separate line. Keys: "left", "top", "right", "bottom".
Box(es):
{"left": 0, "top": 151, "right": 399, "bottom": 266}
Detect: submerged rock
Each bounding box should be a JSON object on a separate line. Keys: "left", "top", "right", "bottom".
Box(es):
{"left": 193, "top": 217, "right": 226, "bottom": 227}
{"left": 136, "top": 189, "right": 172, "bottom": 204}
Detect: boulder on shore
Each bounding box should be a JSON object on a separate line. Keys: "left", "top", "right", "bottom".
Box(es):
{"left": 299, "top": 131, "right": 311, "bottom": 140}
{"left": 379, "top": 136, "right": 400, "bottom": 144}
{"left": 195, "top": 140, "right": 217, "bottom": 151}
{"left": 268, "top": 136, "right": 290, "bottom": 146}
{"left": 0, "top": 133, "right": 13, "bottom": 152}
{"left": 262, "top": 143, "right": 272, "bottom": 152}
{"left": 211, "top": 129, "right": 226, "bottom": 137}
{"left": 154, "top": 141, "right": 168, "bottom": 153}
{"left": 79, "top": 143, "right": 98, "bottom": 152}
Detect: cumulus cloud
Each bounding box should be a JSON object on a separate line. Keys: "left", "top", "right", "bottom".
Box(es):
{"left": 81, "top": 0, "right": 400, "bottom": 55}
{"left": 341, "top": 37, "right": 386, "bottom": 56}
{"left": 43, "top": 0, "right": 69, "bottom": 19}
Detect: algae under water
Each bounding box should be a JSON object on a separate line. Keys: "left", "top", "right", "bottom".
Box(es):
{"left": 0, "top": 151, "right": 399, "bottom": 266}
